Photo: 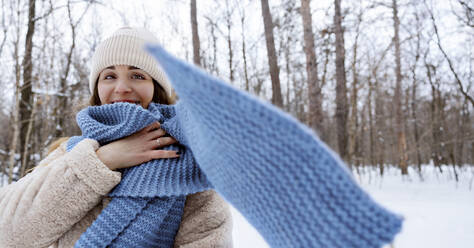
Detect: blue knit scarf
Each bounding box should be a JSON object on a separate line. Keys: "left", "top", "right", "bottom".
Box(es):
{"left": 70, "top": 43, "right": 403, "bottom": 248}
{"left": 68, "top": 103, "right": 211, "bottom": 248}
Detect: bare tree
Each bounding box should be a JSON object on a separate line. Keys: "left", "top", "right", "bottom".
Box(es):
{"left": 334, "top": 0, "right": 349, "bottom": 161}
{"left": 238, "top": 2, "right": 250, "bottom": 91}
{"left": 458, "top": 99, "right": 472, "bottom": 166}
{"left": 276, "top": 0, "right": 298, "bottom": 113}
{"left": 300, "top": 0, "right": 323, "bottom": 133}
{"left": 261, "top": 0, "right": 283, "bottom": 108}
{"left": 18, "top": 0, "right": 37, "bottom": 174}
{"left": 425, "top": 1, "right": 474, "bottom": 107}
{"left": 20, "top": 97, "right": 38, "bottom": 177}
{"left": 224, "top": 0, "right": 235, "bottom": 83}
{"left": 191, "top": 0, "right": 201, "bottom": 66}
{"left": 348, "top": 9, "right": 363, "bottom": 167}
{"left": 367, "top": 61, "right": 375, "bottom": 167}
{"left": 392, "top": 0, "right": 409, "bottom": 174}
{"left": 7, "top": 78, "right": 20, "bottom": 183}
{"left": 410, "top": 7, "right": 423, "bottom": 173}
{"left": 370, "top": 39, "right": 394, "bottom": 175}
{"left": 203, "top": 16, "right": 219, "bottom": 76}
{"left": 317, "top": 29, "right": 331, "bottom": 143}
{"left": 451, "top": 0, "right": 474, "bottom": 28}
{"left": 0, "top": 0, "right": 8, "bottom": 57}
{"left": 53, "top": 0, "right": 92, "bottom": 139}
{"left": 7, "top": 0, "right": 23, "bottom": 183}
{"left": 425, "top": 60, "right": 446, "bottom": 172}
{"left": 1, "top": 0, "right": 473, "bottom": 184}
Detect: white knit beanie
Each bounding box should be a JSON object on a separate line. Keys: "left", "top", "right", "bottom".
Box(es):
{"left": 89, "top": 27, "right": 172, "bottom": 97}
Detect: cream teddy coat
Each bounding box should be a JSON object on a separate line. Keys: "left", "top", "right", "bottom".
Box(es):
{"left": 0, "top": 139, "right": 233, "bottom": 248}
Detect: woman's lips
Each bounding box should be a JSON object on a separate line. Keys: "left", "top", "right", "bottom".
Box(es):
{"left": 111, "top": 100, "right": 140, "bottom": 104}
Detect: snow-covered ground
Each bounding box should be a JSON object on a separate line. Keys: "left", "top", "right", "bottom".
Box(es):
{"left": 2, "top": 164, "right": 473, "bottom": 247}
{"left": 231, "top": 165, "right": 474, "bottom": 248}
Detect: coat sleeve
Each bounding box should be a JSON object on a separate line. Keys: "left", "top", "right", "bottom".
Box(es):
{"left": 0, "top": 139, "right": 121, "bottom": 248}
{"left": 174, "top": 190, "right": 233, "bottom": 248}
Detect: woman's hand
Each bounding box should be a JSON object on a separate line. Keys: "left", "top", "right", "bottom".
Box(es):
{"left": 96, "top": 122, "right": 179, "bottom": 171}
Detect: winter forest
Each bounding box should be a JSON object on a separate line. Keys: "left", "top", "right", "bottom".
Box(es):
{"left": 0, "top": 0, "right": 473, "bottom": 246}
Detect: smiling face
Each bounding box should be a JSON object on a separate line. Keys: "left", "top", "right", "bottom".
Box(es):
{"left": 97, "top": 65, "right": 155, "bottom": 108}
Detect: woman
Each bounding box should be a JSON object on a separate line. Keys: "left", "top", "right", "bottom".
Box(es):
{"left": 0, "top": 27, "right": 233, "bottom": 248}
{"left": 2, "top": 27, "right": 403, "bottom": 248}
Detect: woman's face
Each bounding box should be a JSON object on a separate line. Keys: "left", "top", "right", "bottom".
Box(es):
{"left": 97, "top": 65, "right": 154, "bottom": 108}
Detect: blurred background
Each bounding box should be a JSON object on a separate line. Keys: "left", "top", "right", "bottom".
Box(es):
{"left": 0, "top": 0, "right": 472, "bottom": 246}
{"left": 0, "top": 0, "right": 472, "bottom": 181}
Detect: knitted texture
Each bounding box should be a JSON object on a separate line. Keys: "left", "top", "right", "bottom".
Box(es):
{"left": 144, "top": 44, "right": 404, "bottom": 248}
{"left": 67, "top": 103, "right": 211, "bottom": 248}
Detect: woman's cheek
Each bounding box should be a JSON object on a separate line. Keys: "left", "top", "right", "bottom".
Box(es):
{"left": 97, "top": 83, "right": 111, "bottom": 105}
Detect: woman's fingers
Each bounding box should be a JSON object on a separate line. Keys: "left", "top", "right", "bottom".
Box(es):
{"left": 143, "top": 121, "right": 161, "bottom": 133}
{"left": 150, "top": 137, "right": 178, "bottom": 149}
{"left": 147, "top": 128, "right": 167, "bottom": 140}
{"left": 142, "top": 122, "right": 179, "bottom": 149}
{"left": 98, "top": 123, "right": 180, "bottom": 171}
{"left": 148, "top": 149, "right": 180, "bottom": 159}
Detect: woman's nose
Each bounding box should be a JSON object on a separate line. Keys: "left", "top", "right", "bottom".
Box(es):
{"left": 114, "top": 79, "right": 132, "bottom": 93}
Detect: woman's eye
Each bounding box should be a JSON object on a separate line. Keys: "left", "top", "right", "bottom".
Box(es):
{"left": 104, "top": 75, "right": 115, "bottom": 80}
{"left": 132, "top": 73, "right": 145, "bottom": 80}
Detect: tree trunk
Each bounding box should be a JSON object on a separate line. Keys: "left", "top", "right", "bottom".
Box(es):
{"left": 359, "top": 103, "right": 368, "bottom": 167}
{"left": 411, "top": 79, "right": 422, "bottom": 170}
{"left": 0, "top": 0, "right": 7, "bottom": 58}
{"left": 392, "top": 0, "right": 408, "bottom": 175}
{"left": 411, "top": 16, "right": 422, "bottom": 172}
{"left": 20, "top": 98, "right": 38, "bottom": 177}
{"left": 333, "top": 0, "right": 348, "bottom": 161}
{"left": 368, "top": 74, "right": 375, "bottom": 167}
{"left": 239, "top": 10, "right": 249, "bottom": 92}
{"left": 284, "top": 36, "right": 292, "bottom": 113}
{"left": 19, "top": 0, "right": 37, "bottom": 174}
{"left": 426, "top": 62, "right": 444, "bottom": 173}
{"left": 318, "top": 34, "right": 331, "bottom": 142}
{"left": 374, "top": 77, "right": 385, "bottom": 175}
{"left": 300, "top": 0, "right": 323, "bottom": 133}
{"left": 348, "top": 12, "right": 362, "bottom": 167}
{"left": 205, "top": 17, "right": 219, "bottom": 76}
{"left": 260, "top": 0, "right": 283, "bottom": 108}
{"left": 8, "top": 12, "right": 22, "bottom": 183}
{"left": 191, "top": 0, "right": 201, "bottom": 66}
{"left": 225, "top": 1, "right": 234, "bottom": 83}
{"left": 8, "top": 87, "right": 20, "bottom": 184}
{"left": 458, "top": 100, "right": 469, "bottom": 166}
{"left": 370, "top": 40, "right": 394, "bottom": 175}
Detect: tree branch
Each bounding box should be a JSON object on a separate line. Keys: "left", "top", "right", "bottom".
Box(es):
{"left": 425, "top": 1, "right": 474, "bottom": 107}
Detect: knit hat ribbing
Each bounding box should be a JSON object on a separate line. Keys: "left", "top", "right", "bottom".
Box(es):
{"left": 89, "top": 27, "right": 172, "bottom": 97}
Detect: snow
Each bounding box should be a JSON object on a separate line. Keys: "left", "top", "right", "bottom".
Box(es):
{"left": 1, "top": 163, "right": 472, "bottom": 247}
{"left": 231, "top": 165, "right": 474, "bottom": 248}
{"left": 231, "top": 208, "right": 269, "bottom": 248}
{"left": 0, "top": 163, "right": 19, "bottom": 186}
{"left": 0, "top": 171, "right": 7, "bottom": 186}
